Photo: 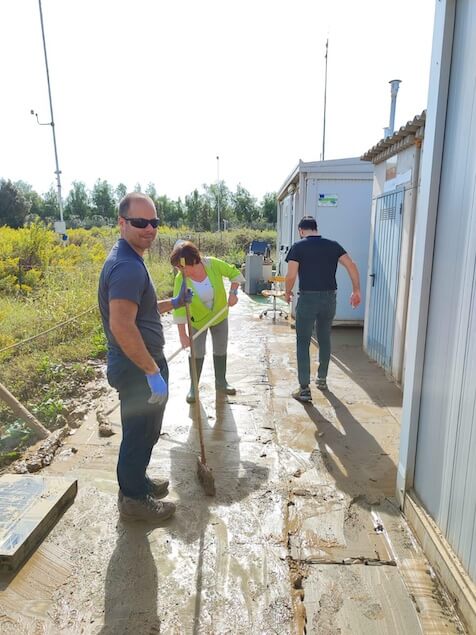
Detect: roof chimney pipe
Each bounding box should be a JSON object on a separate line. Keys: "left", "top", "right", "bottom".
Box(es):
{"left": 384, "top": 79, "right": 401, "bottom": 138}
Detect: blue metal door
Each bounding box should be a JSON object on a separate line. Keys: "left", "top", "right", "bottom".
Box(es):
{"left": 367, "top": 190, "right": 404, "bottom": 371}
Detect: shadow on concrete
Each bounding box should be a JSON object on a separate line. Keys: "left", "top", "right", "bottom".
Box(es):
{"left": 168, "top": 393, "right": 269, "bottom": 539}
{"left": 314, "top": 327, "right": 403, "bottom": 408}
{"left": 303, "top": 389, "right": 398, "bottom": 504}
{"left": 212, "top": 395, "right": 270, "bottom": 502}
{"left": 99, "top": 523, "right": 160, "bottom": 634}
{"left": 168, "top": 392, "right": 269, "bottom": 634}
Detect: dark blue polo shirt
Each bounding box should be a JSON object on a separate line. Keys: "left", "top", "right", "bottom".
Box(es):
{"left": 286, "top": 235, "right": 346, "bottom": 291}
{"left": 98, "top": 239, "right": 165, "bottom": 360}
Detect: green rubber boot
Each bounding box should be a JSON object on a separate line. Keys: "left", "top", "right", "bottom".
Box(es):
{"left": 213, "top": 354, "right": 236, "bottom": 395}
{"left": 186, "top": 357, "right": 204, "bottom": 403}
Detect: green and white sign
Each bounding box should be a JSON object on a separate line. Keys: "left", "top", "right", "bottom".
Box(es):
{"left": 317, "top": 193, "right": 338, "bottom": 207}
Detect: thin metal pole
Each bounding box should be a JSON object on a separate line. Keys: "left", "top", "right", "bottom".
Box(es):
{"left": 321, "top": 38, "right": 328, "bottom": 161}
{"left": 216, "top": 155, "right": 221, "bottom": 232}
{"left": 38, "top": 0, "right": 63, "bottom": 221}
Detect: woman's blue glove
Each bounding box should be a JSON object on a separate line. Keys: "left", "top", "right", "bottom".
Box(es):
{"left": 171, "top": 280, "right": 193, "bottom": 309}
{"left": 146, "top": 371, "right": 168, "bottom": 405}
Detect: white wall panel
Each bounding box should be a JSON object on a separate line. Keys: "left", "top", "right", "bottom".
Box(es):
{"left": 414, "top": 0, "right": 476, "bottom": 580}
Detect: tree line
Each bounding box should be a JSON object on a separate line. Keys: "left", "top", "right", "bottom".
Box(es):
{"left": 0, "top": 178, "right": 277, "bottom": 230}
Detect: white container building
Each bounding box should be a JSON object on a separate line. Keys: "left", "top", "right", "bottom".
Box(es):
{"left": 276, "top": 158, "right": 373, "bottom": 322}
{"left": 397, "top": 1, "right": 476, "bottom": 630}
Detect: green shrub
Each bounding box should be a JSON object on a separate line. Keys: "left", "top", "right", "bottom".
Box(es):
{"left": 0, "top": 224, "right": 276, "bottom": 447}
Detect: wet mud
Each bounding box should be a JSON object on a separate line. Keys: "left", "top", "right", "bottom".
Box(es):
{"left": 0, "top": 295, "right": 465, "bottom": 634}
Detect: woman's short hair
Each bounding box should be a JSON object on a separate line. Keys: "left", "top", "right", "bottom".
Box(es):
{"left": 170, "top": 240, "right": 201, "bottom": 267}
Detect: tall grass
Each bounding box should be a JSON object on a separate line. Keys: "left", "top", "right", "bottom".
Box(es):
{"left": 0, "top": 224, "right": 276, "bottom": 463}
{"left": 149, "top": 226, "right": 276, "bottom": 266}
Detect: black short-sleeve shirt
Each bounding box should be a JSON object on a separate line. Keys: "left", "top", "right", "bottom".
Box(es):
{"left": 285, "top": 235, "right": 346, "bottom": 291}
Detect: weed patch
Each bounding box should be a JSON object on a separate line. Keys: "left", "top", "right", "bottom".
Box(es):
{"left": 0, "top": 225, "right": 276, "bottom": 465}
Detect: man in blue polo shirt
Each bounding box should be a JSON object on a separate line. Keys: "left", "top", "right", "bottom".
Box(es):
{"left": 285, "top": 216, "right": 361, "bottom": 403}
{"left": 98, "top": 192, "right": 191, "bottom": 523}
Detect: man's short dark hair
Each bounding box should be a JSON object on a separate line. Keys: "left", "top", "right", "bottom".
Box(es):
{"left": 298, "top": 216, "right": 317, "bottom": 231}
{"left": 118, "top": 192, "right": 155, "bottom": 217}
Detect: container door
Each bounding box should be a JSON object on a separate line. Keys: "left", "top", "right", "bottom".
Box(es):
{"left": 278, "top": 193, "right": 294, "bottom": 275}
{"left": 314, "top": 178, "right": 372, "bottom": 322}
{"left": 366, "top": 190, "right": 404, "bottom": 371}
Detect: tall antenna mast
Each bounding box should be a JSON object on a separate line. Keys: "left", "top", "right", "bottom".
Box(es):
{"left": 37, "top": 0, "right": 64, "bottom": 222}
{"left": 321, "top": 38, "right": 329, "bottom": 161}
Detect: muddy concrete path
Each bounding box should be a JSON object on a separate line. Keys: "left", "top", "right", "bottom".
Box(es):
{"left": 0, "top": 293, "right": 465, "bottom": 634}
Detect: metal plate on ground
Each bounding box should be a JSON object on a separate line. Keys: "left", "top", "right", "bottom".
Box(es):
{"left": 0, "top": 474, "right": 77, "bottom": 572}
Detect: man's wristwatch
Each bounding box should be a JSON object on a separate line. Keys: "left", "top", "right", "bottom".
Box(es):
{"left": 229, "top": 288, "right": 239, "bottom": 296}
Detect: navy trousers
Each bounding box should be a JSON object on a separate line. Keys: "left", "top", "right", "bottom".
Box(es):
{"left": 107, "top": 355, "right": 169, "bottom": 499}
{"left": 295, "top": 291, "right": 336, "bottom": 388}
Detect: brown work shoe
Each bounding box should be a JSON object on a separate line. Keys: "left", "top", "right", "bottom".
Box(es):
{"left": 118, "top": 494, "right": 176, "bottom": 523}
{"left": 118, "top": 477, "right": 169, "bottom": 501}
{"left": 148, "top": 477, "right": 169, "bottom": 499}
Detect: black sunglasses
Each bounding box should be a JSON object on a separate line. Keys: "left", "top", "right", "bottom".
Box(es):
{"left": 124, "top": 217, "right": 159, "bottom": 229}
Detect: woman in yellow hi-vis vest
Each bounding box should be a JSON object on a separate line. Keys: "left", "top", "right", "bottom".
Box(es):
{"left": 170, "top": 240, "right": 245, "bottom": 403}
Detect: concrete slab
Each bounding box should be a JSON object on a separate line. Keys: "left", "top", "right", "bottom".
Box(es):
{"left": 303, "top": 564, "right": 423, "bottom": 634}
{"left": 100, "top": 542, "right": 291, "bottom": 634}
{"left": 0, "top": 474, "right": 77, "bottom": 572}
{"left": 0, "top": 541, "right": 72, "bottom": 633}
{"left": 378, "top": 499, "right": 465, "bottom": 634}
{"left": 288, "top": 494, "right": 392, "bottom": 563}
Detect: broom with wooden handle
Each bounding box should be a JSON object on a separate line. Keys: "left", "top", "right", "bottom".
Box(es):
{"left": 181, "top": 258, "right": 216, "bottom": 496}
{"left": 102, "top": 304, "right": 228, "bottom": 419}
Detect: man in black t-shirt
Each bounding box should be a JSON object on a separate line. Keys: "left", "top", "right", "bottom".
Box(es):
{"left": 285, "top": 216, "right": 361, "bottom": 403}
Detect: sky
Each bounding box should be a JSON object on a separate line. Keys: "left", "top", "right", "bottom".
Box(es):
{"left": 1, "top": 0, "right": 436, "bottom": 202}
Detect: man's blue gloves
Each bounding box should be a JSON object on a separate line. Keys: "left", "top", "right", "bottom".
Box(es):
{"left": 171, "top": 280, "right": 193, "bottom": 309}
{"left": 146, "top": 371, "right": 168, "bottom": 405}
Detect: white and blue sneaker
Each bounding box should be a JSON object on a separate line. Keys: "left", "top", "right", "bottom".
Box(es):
{"left": 292, "top": 386, "right": 312, "bottom": 403}
{"left": 315, "top": 378, "right": 328, "bottom": 391}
